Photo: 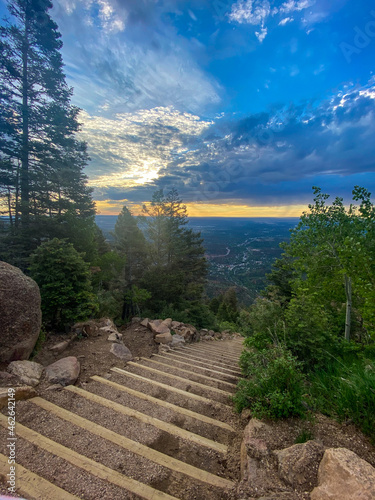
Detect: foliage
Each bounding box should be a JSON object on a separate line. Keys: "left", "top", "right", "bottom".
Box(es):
{"left": 0, "top": 0, "right": 95, "bottom": 268}
{"left": 29, "top": 238, "right": 98, "bottom": 329}
{"left": 159, "top": 301, "right": 217, "bottom": 330}
{"left": 308, "top": 357, "right": 375, "bottom": 442}
{"left": 234, "top": 346, "right": 306, "bottom": 419}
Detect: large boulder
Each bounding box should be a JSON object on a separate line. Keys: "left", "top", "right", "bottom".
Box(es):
{"left": 7, "top": 360, "right": 44, "bottom": 387}
{"left": 45, "top": 356, "right": 80, "bottom": 386}
{"left": 241, "top": 418, "right": 270, "bottom": 481}
{"left": 275, "top": 440, "right": 325, "bottom": 491}
{"left": 110, "top": 343, "right": 133, "bottom": 362}
{"left": 311, "top": 447, "right": 375, "bottom": 500}
{"left": 0, "top": 261, "right": 42, "bottom": 362}
{"left": 155, "top": 332, "right": 173, "bottom": 344}
{"left": 0, "top": 386, "right": 37, "bottom": 409}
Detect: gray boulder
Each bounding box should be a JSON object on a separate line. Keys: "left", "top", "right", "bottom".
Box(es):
{"left": 0, "top": 261, "right": 41, "bottom": 362}
{"left": 110, "top": 343, "right": 133, "bottom": 362}
{"left": 45, "top": 356, "right": 80, "bottom": 386}
{"left": 7, "top": 360, "right": 44, "bottom": 387}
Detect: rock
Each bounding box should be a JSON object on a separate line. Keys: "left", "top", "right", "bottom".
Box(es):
{"left": 131, "top": 317, "right": 141, "bottom": 323}
{"left": 0, "top": 386, "right": 37, "bottom": 409}
{"left": 149, "top": 320, "right": 171, "bottom": 335}
{"left": 107, "top": 332, "right": 123, "bottom": 343}
{"left": 275, "top": 440, "right": 325, "bottom": 490}
{"left": 140, "top": 318, "right": 150, "bottom": 328}
{"left": 161, "top": 318, "right": 173, "bottom": 328}
{"left": 45, "top": 356, "right": 80, "bottom": 386}
{"left": 110, "top": 343, "right": 133, "bottom": 362}
{"left": 241, "top": 419, "right": 270, "bottom": 481}
{"left": 72, "top": 320, "right": 100, "bottom": 337}
{"left": 7, "top": 360, "right": 44, "bottom": 387}
{"left": 202, "top": 334, "right": 214, "bottom": 341}
{"left": 49, "top": 340, "right": 71, "bottom": 355}
{"left": 310, "top": 447, "right": 375, "bottom": 500}
{"left": 0, "top": 261, "right": 42, "bottom": 362}
{"left": 208, "top": 330, "right": 215, "bottom": 337}
{"left": 158, "top": 344, "right": 172, "bottom": 353}
{"left": 155, "top": 332, "right": 173, "bottom": 344}
{"left": 171, "top": 334, "right": 185, "bottom": 347}
{"left": 171, "top": 321, "right": 182, "bottom": 329}
{"left": 0, "top": 371, "right": 18, "bottom": 383}
{"left": 45, "top": 384, "right": 63, "bottom": 391}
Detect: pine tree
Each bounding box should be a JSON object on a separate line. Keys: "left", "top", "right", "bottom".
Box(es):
{"left": 0, "top": 0, "right": 95, "bottom": 266}
{"left": 114, "top": 206, "right": 148, "bottom": 319}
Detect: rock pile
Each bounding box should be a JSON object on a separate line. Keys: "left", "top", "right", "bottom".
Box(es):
{"left": 239, "top": 418, "right": 375, "bottom": 500}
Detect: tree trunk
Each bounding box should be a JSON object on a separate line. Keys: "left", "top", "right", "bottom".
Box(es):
{"left": 344, "top": 275, "right": 352, "bottom": 342}
{"left": 20, "top": 19, "right": 30, "bottom": 227}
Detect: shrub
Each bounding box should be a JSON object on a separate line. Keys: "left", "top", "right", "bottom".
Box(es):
{"left": 234, "top": 346, "right": 306, "bottom": 419}
{"left": 30, "top": 238, "right": 98, "bottom": 329}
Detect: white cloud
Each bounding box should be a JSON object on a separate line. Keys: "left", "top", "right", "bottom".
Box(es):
{"left": 280, "top": 0, "right": 315, "bottom": 14}
{"left": 279, "top": 17, "right": 294, "bottom": 25}
{"left": 229, "top": 0, "right": 271, "bottom": 26}
{"left": 255, "top": 27, "right": 268, "bottom": 42}
{"left": 78, "top": 107, "right": 214, "bottom": 189}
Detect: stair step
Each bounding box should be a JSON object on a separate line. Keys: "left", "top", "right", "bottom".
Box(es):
{"left": 165, "top": 352, "right": 242, "bottom": 376}
{"left": 0, "top": 414, "right": 178, "bottom": 500}
{"left": 0, "top": 452, "right": 80, "bottom": 500}
{"left": 141, "top": 357, "right": 238, "bottom": 391}
{"left": 152, "top": 354, "right": 239, "bottom": 382}
{"left": 65, "top": 385, "right": 227, "bottom": 454}
{"left": 126, "top": 361, "right": 233, "bottom": 405}
{"left": 178, "top": 347, "right": 240, "bottom": 363}
{"left": 91, "top": 375, "right": 235, "bottom": 435}
{"left": 30, "top": 397, "right": 234, "bottom": 490}
{"left": 170, "top": 351, "right": 242, "bottom": 373}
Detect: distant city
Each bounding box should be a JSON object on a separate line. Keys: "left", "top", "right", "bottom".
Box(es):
{"left": 96, "top": 216, "right": 298, "bottom": 305}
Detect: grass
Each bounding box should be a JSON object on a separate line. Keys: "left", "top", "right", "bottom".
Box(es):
{"left": 308, "top": 357, "right": 375, "bottom": 442}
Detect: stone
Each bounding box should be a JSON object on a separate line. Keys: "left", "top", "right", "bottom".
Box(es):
{"left": 49, "top": 340, "right": 71, "bottom": 355}
{"left": 171, "top": 334, "right": 185, "bottom": 347}
{"left": 107, "top": 332, "right": 123, "bottom": 343}
{"left": 132, "top": 317, "right": 141, "bottom": 323}
{"left": 140, "top": 318, "right": 150, "bottom": 327}
{"left": 72, "top": 320, "right": 99, "bottom": 337}
{"left": 241, "top": 419, "right": 270, "bottom": 481}
{"left": 155, "top": 332, "right": 173, "bottom": 344}
{"left": 0, "top": 261, "right": 42, "bottom": 362}
{"left": 110, "top": 343, "right": 133, "bottom": 362}
{"left": 158, "top": 344, "right": 171, "bottom": 353}
{"left": 310, "top": 447, "right": 375, "bottom": 500}
{"left": 171, "top": 321, "right": 182, "bottom": 329}
{"left": 7, "top": 360, "right": 44, "bottom": 387}
{"left": 161, "top": 318, "right": 173, "bottom": 328}
{"left": 275, "top": 440, "right": 325, "bottom": 490}
{"left": 208, "top": 330, "right": 215, "bottom": 337}
{"left": 0, "top": 386, "right": 37, "bottom": 409}
{"left": 45, "top": 356, "right": 80, "bottom": 386}
{"left": 45, "top": 384, "right": 64, "bottom": 391}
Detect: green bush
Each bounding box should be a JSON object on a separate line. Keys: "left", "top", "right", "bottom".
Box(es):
{"left": 234, "top": 346, "right": 306, "bottom": 419}
{"left": 30, "top": 238, "right": 98, "bottom": 329}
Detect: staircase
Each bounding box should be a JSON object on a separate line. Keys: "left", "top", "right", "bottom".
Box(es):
{"left": 0, "top": 338, "right": 244, "bottom": 500}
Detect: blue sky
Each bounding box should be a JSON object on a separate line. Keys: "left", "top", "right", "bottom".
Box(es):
{"left": 2, "top": 0, "right": 375, "bottom": 215}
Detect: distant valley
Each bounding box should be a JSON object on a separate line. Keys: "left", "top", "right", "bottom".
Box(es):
{"left": 96, "top": 216, "right": 298, "bottom": 306}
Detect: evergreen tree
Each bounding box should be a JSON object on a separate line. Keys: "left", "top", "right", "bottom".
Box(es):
{"left": 142, "top": 188, "right": 207, "bottom": 312}
{"left": 113, "top": 206, "right": 148, "bottom": 319}
{"left": 0, "top": 0, "right": 95, "bottom": 266}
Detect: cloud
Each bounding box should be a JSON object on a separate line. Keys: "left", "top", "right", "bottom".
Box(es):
{"left": 86, "top": 79, "right": 375, "bottom": 208}
{"left": 229, "top": 0, "right": 271, "bottom": 25}
{"left": 279, "top": 17, "right": 294, "bottom": 25}
{"left": 255, "top": 26, "right": 268, "bottom": 42}
{"left": 52, "top": 0, "right": 221, "bottom": 115}
{"left": 280, "top": 0, "right": 315, "bottom": 14}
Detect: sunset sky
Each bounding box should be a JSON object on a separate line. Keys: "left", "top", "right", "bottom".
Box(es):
{"left": 2, "top": 0, "right": 374, "bottom": 216}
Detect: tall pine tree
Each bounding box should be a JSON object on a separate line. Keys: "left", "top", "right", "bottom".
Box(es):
{"left": 0, "top": 0, "right": 95, "bottom": 266}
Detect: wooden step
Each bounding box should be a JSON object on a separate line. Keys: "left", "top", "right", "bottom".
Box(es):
{"left": 142, "top": 357, "right": 238, "bottom": 390}
{"left": 91, "top": 375, "right": 235, "bottom": 435}
{"left": 125, "top": 361, "right": 234, "bottom": 402}
{"left": 170, "top": 350, "right": 242, "bottom": 373}
{"left": 152, "top": 353, "right": 239, "bottom": 382}
{"left": 0, "top": 452, "right": 80, "bottom": 500}
{"left": 65, "top": 385, "right": 227, "bottom": 454}
{"left": 179, "top": 346, "right": 240, "bottom": 363}
{"left": 164, "top": 351, "right": 242, "bottom": 376}
{"left": 0, "top": 414, "right": 178, "bottom": 500}
{"left": 30, "top": 397, "right": 234, "bottom": 490}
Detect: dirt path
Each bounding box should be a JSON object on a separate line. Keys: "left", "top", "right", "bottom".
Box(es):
{"left": 0, "top": 339, "right": 245, "bottom": 499}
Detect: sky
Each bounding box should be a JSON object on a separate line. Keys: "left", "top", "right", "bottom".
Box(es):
{"left": 2, "top": 0, "right": 375, "bottom": 216}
